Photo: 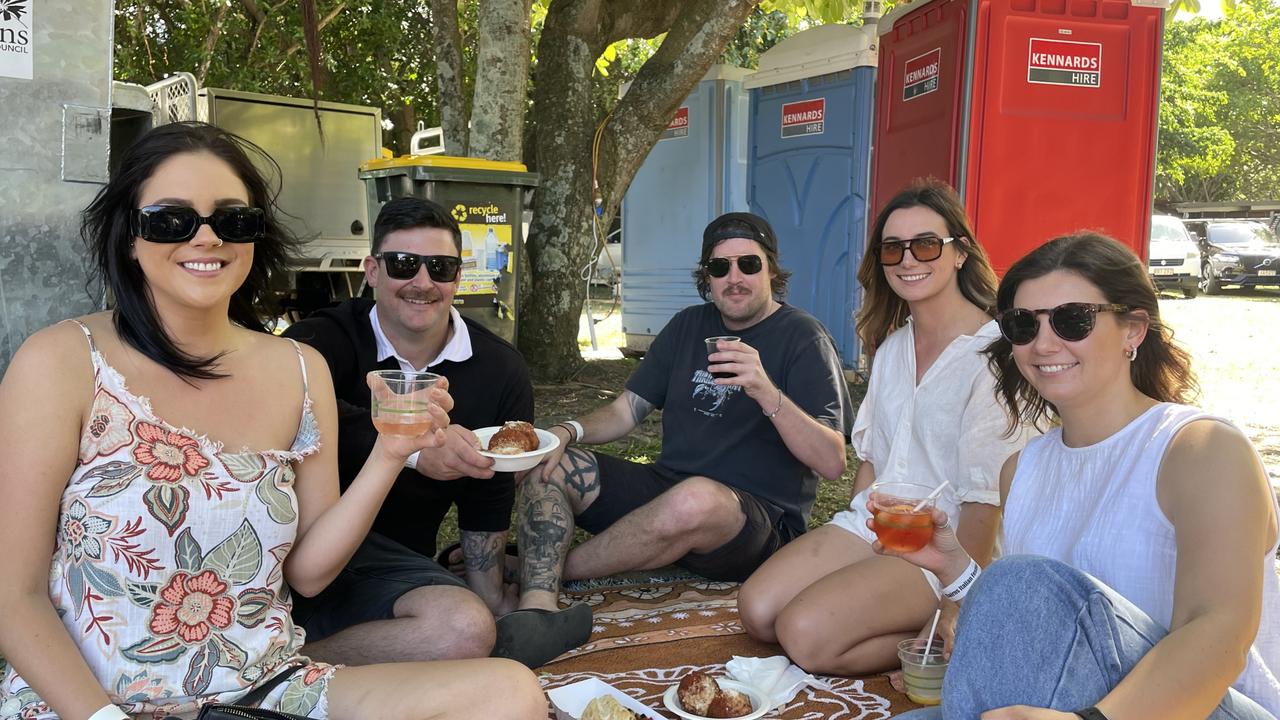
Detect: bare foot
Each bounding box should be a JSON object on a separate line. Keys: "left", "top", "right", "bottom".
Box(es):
{"left": 887, "top": 669, "right": 906, "bottom": 694}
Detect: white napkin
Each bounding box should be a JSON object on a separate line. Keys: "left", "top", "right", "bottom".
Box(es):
{"left": 724, "top": 655, "right": 827, "bottom": 709}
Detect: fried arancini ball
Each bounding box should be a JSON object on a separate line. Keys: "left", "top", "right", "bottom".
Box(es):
{"left": 706, "top": 688, "right": 753, "bottom": 718}
{"left": 676, "top": 671, "right": 719, "bottom": 716}
{"left": 487, "top": 420, "right": 539, "bottom": 454}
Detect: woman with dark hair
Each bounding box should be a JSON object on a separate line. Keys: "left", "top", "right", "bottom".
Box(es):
{"left": 885, "top": 233, "right": 1280, "bottom": 719}
{"left": 0, "top": 122, "right": 546, "bottom": 720}
{"left": 738, "top": 179, "right": 1033, "bottom": 676}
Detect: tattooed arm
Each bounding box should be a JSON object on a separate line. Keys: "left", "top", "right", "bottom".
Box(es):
{"left": 576, "top": 390, "right": 655, "bottom": 443}
{"left": 541, "top": 390, "right": 655, "bottom": 472}
{"left": 461, "top": 529, "right": 507, "bottom": 613}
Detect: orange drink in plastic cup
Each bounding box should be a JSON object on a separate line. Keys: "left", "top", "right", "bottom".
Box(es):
{"left": 870, "top": 482, "right": 936, "bottom": 552}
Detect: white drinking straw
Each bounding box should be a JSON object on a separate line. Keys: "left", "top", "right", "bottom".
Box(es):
{"left": 922, "top": 608, "right": 943, "bottom": 658}
{"left": 912, "top": 480, "right": 952, "bottom": 513}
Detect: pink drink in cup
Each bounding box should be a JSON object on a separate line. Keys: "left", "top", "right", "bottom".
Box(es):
{"left": 368, "top": 370, "right": 441, "bottom": 436}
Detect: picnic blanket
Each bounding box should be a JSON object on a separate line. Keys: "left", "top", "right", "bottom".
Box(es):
{"left": 539, "top": 571, "right": 920, "bottom": 719}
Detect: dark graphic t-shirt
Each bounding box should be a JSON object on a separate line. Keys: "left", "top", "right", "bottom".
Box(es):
{"left": 626, "top": 303, "right": 853, "bottom": 534}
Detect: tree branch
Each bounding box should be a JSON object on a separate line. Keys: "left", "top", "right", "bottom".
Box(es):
{"left": 426, "top": 0, "right": 471, "bottom": 155}
{"left": 282, "top": 2, "right": 345, "bottom": 61}
{"left": 598, "top": 0, "right": 759, "bottom": 210}
{"left": 197, "top": 1, "right": 233, "bottom": 86}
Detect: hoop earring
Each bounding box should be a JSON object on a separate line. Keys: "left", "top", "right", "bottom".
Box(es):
{"left": 1126, "top": 346, "right": 1138, "bottom": 362}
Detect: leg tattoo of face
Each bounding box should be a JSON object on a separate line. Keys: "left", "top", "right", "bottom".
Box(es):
{"left": 518, "top": 482, "right": 574, "bottom": 594}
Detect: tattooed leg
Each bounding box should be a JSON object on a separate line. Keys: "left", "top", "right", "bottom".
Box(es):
{"left": 516, "top": 479, "right": 574, "bottom": 610}
{"left": 515, "top": 448, "right": 602, "bottom": 610}
{"left": 460, "top": 530, "right": 506, "bottom": 613}
{"left": 563, "top": 476, "right": 745, "bottom": 580}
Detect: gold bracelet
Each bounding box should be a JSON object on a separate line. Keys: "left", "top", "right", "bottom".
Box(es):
{"left": 763, "top": 386, "right": 783, "bottom": 418}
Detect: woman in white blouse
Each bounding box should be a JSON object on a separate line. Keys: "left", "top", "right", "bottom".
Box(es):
{"left": 737, "top": 179, "right": 1033, "bottom": 675}
{"left": 886, "top": 233, "right": 1278, "bottom": 720}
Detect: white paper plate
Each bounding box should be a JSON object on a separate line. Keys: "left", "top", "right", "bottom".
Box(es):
{"left": 662, "top": 679, "right": 768, "bottom": 720}
{"left": 473, "top": 426, "right": 560, "bottom": 472}
{"left": 546, "top": 677, "right": 665, "bottom": 720}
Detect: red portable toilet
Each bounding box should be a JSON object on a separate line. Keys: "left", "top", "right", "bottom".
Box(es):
{"left": 870, "top": 0, "right": 1168, "bottom": 271}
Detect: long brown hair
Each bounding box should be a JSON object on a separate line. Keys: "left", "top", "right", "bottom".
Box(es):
{"left": 856, "top": 179, "right": 998, "bottom": 353}
{"left": 985, "top": 232, "right": 1199, "bottom": 433}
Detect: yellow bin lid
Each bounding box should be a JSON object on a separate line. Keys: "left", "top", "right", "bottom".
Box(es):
{"left": 360, "top": 155, "right": 528, "bottom": 173}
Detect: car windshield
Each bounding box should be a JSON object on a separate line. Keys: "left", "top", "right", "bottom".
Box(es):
{"left": 1208, "top": 223, "right": 1279, "bottom": 246}
{"left": 1151, "top": 217, "right": 1190, "bottom": 242}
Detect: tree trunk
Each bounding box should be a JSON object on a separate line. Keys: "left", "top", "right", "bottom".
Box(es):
{"left": 470, "top": 0, "right": 534, "bottom": 161}
{"left": 518, "top": 0, "right": 758, "bottom": 381}
{"left": 427, "top": 0, "right": 471, "bottom": 155}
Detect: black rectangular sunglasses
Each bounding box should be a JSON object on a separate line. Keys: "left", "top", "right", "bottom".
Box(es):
{"left": 374, "top": 251, "right": 462, "bottom": 283}
{"left": 703, "top": 255, "right": 764, "bottom": 278}
{"left": 996, "top": 302, "right": 1132, "bottom": 345}
{"left": 131, "top": 205, "right": 265, "bottom": 243}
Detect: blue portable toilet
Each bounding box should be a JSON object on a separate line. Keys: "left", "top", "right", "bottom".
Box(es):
{"left": 745, "top": 22, "right": 879, "bottom": 369}
{"left": 621, "top": 64, "right": 751, "bottom": 355}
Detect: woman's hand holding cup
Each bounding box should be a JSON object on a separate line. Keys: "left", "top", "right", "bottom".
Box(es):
{"left": 866, "top": 503, "right": 971, "bottom": 586}
{"left": 367, "top": 372, "right": 453, "bottom": 461}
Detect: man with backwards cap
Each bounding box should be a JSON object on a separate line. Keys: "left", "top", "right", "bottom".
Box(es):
{"left": 500, "top": 211, "right": 854, "bottom": 663}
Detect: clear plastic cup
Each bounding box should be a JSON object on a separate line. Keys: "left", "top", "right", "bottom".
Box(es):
{"left": 704, "top": 335, "right": 740, "bottom": 379}
{"left": 870, "top": 481, "right": 937, "bottom": 552}
{"left": 898, "top": 637, "right": 948, "bottom": 706}
{"left": 368, "top": 370, "right": 441, "bottom": 437}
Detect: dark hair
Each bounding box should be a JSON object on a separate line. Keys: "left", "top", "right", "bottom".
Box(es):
{"left": 692, "top": 218, "right": 792, "bottom": 300}
{"left": 82, "top": 121, "right": 303, "bottom": 381}
{"left": 371, "top": 197, "right": 462, "bottom": 255}
{"left": 985, "top": 232, "right": 1198, "bottom": 433}
{"left": 856, "top": 178, "right": 998, "bottom": 353}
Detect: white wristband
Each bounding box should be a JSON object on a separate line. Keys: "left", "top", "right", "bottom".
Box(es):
{"left": 87, "top": 704, "right": 129, "bottom": 720}
{"left": 404, "top": 451, "right": 421, "bottom": 470}
{"left": 941, "top": 558, "right": 981, "bottom": 601}
{"left": 564, "top": 420, "right": 584, "bottom": 443}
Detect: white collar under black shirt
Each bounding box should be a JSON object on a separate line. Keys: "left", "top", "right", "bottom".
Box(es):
{"left": 369, "top": 305, "right": 473, "bottom": 370}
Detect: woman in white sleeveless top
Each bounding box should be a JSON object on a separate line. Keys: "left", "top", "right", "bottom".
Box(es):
{"left": 0, "top": 123, "right": 546, "bottom": 720}
{"left": 887, "top": 233, "right": 1279, "bottom": 720}
{"left": 738, "top": 180, "right": 1032, "bottom": 676}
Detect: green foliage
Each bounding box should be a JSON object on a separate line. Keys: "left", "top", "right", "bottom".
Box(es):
{"left": 113, "top": 1, "right": 476, "bottom": 153}
{"left": 1157, "top": 0, "right": 1280, "bottom": 203}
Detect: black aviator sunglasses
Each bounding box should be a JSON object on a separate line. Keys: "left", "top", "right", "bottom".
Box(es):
{"left": 703, "top": 255, "right": 764, "bottom": 278}
{"left": 374, "top": 251, "right": 462, "bottom": 283}
{"left": 131, "top": 205, "right": 265, "bottom": 244}
{"left": 996, "top": 302, "right": 1133, "bottom": 345}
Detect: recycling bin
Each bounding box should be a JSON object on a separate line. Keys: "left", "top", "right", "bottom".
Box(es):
{"left": 359, "top": 156, "right": 538, "bottom": 344}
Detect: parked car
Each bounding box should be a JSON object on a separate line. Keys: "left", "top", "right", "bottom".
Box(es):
{"left": 1148, "top": 215, "right": 1201, "bottom": 298}
{"left": 1182, "top": 218, "right": 1280, "bottom": 294}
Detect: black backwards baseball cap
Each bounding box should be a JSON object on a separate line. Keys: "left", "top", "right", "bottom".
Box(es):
{"left": 701, "top": 212, "right": 779, "bottom": 260}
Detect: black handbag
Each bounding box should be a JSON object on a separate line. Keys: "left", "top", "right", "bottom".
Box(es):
{"left": 193, "top": 668, "right": 311, "bottom": 720}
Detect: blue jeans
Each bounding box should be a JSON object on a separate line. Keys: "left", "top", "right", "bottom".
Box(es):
{"left": 898, "top": 556, "right": 1274, "bottom": 720}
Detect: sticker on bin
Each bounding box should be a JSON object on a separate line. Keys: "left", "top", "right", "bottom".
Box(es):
{"left": 1028, "top": 38, "right": 1101, "bottom": 88}
{"left": 660, "top": 106, "right": 689, "bottom": 141}
{"left": 781, "top": 98, "right": 825, "bottom": 138}
{"left": 903, "top": 48, "right": 941, "bottom": 101}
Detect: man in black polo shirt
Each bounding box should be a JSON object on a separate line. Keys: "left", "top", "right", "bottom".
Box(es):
{"left": 284, "top": 197, "right": 535, "bottom": 665}
{"left": 505, "top": 212, "right": 853, "bottom": 660}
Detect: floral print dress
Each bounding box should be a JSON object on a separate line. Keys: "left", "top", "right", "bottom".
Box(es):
{"left": 0, "top": 322, "right": 337, "bottom": 720}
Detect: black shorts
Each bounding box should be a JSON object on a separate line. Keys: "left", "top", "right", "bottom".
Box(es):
{"left": 575, "top": 452, "right": 800, "bottom": 582}
{"left": 291, "top": 531, "right": 468, "bottom": 642}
